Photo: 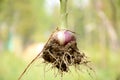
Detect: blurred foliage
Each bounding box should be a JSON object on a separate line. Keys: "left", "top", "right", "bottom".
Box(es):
{"left": 0, "top": 0, "right": 120, "bottom": 48}
{"left": 0, "top": 0, "right": 120, "bottom": 80}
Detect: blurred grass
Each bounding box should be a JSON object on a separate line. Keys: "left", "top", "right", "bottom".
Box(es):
{"left": 0, "top": 47, "right": 120, "bottom": 80}
{"left": 0, "top": 52, "right": 26, "bottom": 80}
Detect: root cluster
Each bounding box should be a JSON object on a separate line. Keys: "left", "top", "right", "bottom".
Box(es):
{"left": 42, "top": 37, "right": 89, "bottom": 72}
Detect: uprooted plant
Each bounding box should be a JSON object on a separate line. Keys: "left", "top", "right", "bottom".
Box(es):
{"left": 18, "top": 0, "right": 93, "bottom": 80}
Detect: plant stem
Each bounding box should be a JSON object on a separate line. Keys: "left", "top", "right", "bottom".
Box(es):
{"left": 60, "top": 0, "right": 68, "bottom": 29}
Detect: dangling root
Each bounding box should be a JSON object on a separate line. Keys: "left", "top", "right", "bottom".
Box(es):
{"left": 18, "top": 28, "right": 91, "bottom": 80}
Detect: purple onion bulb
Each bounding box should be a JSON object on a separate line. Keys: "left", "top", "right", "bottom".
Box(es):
{"left": 53, "top": 30, "right": 76, "bottom": 45}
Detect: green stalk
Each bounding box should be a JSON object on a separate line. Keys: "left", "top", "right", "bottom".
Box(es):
{"left": 60, "top": 0, "right": 68, "bottom": 29}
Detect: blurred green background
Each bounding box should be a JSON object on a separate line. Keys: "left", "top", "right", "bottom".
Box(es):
{"left": 0, "top": 0, "right": 120, "bottom": 80}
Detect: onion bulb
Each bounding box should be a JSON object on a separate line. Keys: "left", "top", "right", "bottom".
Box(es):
{"left": 53, "top": 30, "right": 76, "bottom": 45}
